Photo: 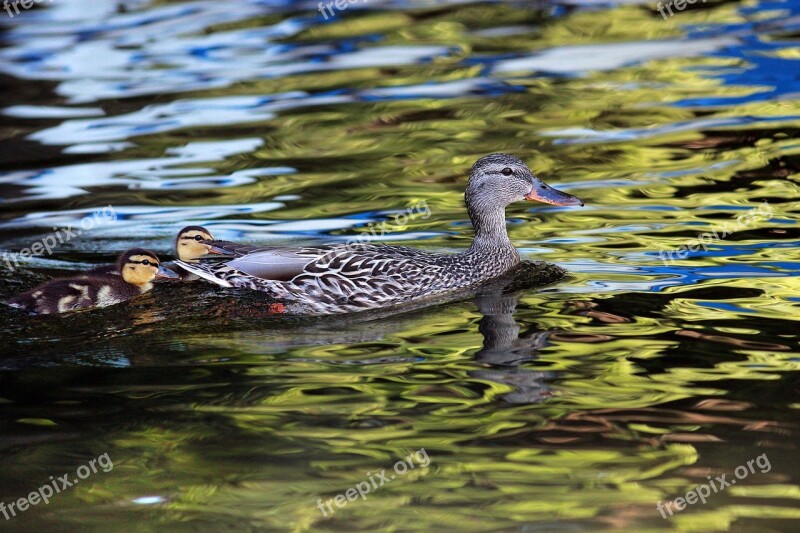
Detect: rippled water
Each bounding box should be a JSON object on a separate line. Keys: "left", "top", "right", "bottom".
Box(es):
{"left": 1, "top": 0, "right": 799, "bottom": 530}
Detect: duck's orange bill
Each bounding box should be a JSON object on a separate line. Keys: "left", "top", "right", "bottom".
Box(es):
{"left": 525, "top": 181, "right": 584, "bottom": 206}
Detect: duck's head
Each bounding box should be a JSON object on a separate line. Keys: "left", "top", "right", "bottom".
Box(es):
{"left": 466, "top": 153, "right": 583, "bottom": 210}
{"left": 118, "top": 248, "right": 179, "bottom": 285}
{"left": 175, "top": 226, "right": 215, "bottom": 262}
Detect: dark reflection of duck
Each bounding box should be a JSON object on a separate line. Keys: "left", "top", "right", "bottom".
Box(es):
{"left": 201, "top": 258, "right": 564, "bottom": 329}
{"left": 177, "top": 154, "right": 583, "bottom": 315}
{"left": 193, "top": 261, "right": 566, "bottom": 405}
{"left": 469, "top": 278, "right": 558, "bottom": 404}
{"left": 7, "top": 249, "right": 178, "bottom": 315}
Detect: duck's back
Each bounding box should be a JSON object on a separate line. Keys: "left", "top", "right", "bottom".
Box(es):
{"left": 238, "top": 244, "right": 503, "bottom": 310}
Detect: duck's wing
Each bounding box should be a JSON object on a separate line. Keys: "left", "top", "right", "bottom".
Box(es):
{"left": 179, "top": 243, "right": 437, "bottom": 283}
{"left": 229, "top": 244, "right": 439, "bottom": 280}
{"left": 176, "top": 245, "right": 333, "bottom": 286}
{"left": 176, "top": 243, "right": 454, "bottom": 314}
{"left": 297, "top": 244, "right": 450, "bottom": 299}
{"left": 225, "top": 248, "right": 318, "bottom": 281}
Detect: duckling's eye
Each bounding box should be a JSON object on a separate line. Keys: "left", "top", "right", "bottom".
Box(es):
{"left": 502, "top": 167, "right": 513, "bottom": 176}
{"left": 194, "top": 235, "right": 204, "bottom": 241}
{"left": 141, "top": 259, "right": 151, "bottom": 266}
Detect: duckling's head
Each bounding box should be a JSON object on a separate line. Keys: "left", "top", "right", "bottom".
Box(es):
{"left": 466, "top": 154, "right": 583, "bottom": 212}
{"left": 118, "top": 249, "right": 178, "bottom": 286}
{"left": 175, "top": 226, "right": 215, "bottom": 262}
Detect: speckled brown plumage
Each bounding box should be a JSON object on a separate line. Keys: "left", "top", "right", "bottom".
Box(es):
{"left": 177, "top": 154, "right": 583, "bottom": 315}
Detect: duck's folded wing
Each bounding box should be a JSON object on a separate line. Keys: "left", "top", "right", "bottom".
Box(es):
{"left": 227, "top": 250, "right": 314, "bottom": 281}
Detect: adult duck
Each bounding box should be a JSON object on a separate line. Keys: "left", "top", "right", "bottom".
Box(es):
{"left": 8, "top": 249, "right": 178, "bottom": 315}
{"left": 177, "top": 154, "right": 583, "bottom": 314}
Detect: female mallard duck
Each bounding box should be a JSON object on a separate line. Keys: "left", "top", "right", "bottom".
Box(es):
{"left": 86, "top": 226, "right": 215, "bottom": 278}
{"left": 177, "top": 154, "right": 583, "bottom": 315}
{"left": 8, "top": 248, "right": 178, "bottom": 315}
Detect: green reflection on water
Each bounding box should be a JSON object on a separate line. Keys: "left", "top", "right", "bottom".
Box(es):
{"left": 0, "top": 0, "right": 799, "bottom": 531}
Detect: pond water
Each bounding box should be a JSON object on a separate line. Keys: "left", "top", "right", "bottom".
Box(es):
{"left": 1, "top": 0, "right": 799, "bottom": 530}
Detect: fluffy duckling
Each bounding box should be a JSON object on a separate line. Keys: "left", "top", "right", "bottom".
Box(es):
{"left": 85, "top": 226, "right": 215, "bottom": 278}
{"left": 171, "top": 225, "right": 215, "bottom": 280}
{"left": 8, "top": 248, "right": 178, "bottom": 315}
{"left": 174, "top": 225, "right": 215, "bottom": 263}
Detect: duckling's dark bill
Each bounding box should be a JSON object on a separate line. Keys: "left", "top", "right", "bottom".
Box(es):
{"left": 208, "top": 245, "right": 229, "bottom": 255}
{"left": 156, "top": 265, "right": 180, "bottom": 279}
{"left": 525, "top": 181, "right": 583, "bottom": 206}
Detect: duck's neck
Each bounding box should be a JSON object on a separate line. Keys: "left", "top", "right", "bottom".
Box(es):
{"left": 466, "top": 199, "right": 520, "bottom": 263}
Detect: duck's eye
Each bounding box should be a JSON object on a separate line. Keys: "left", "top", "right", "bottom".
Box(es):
{"left": 502, "top": 167, "right": 513, "bottom": 176}
{"left": 141, "top": 259, "right": 151, "bottom": 266}
{"left": 194, "top": 235, "right": 204, "bottom": 241}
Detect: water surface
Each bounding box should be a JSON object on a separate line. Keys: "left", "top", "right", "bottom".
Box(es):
{"left": 1, "top": 0, "right": 799, "bottom": 531}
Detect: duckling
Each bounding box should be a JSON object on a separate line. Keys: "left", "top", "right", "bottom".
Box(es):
{"left": 8, "top": 248, "right": 178, "bottom": 315}
{"left": 85, "top": 226, "right": 215, "bottom": 278}
{"left": 173, "top": 225, "right": 215, "bottom": 263}
{"left": 170, "top": 225, "right": 215, "bottom": 280}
